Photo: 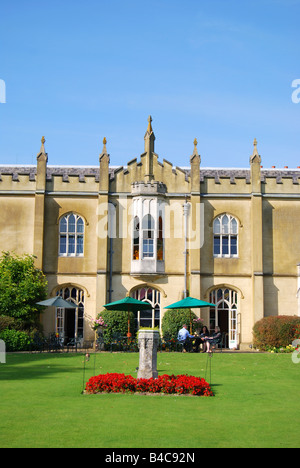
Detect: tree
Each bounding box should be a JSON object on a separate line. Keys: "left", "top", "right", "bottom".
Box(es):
{"left": 0, "top": 252, "right": 48, "bottom": 329}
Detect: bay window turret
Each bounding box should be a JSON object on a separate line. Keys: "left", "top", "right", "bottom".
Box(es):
{"left": 131, "top": 181, "right": 166, "bottom": 276}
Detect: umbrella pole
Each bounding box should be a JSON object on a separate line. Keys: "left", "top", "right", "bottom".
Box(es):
{"left": 127, "top": 309, "right": 131, "bottom": 343}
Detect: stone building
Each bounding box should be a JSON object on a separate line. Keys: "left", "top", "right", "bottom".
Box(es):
{"left": 0, "top": 117, "right": 300, "bottom": 349}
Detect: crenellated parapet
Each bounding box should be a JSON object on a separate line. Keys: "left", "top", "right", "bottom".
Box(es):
{"left": 0, "top": 126, "right": 299, "bottom": 198}
{"left": 1, "top": 164, "right": 300, "bottom": 195}
{"left": 131, "top": 180, "right": 167, "bottom": 196}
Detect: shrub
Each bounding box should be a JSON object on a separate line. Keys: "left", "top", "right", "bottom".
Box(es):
{"left": 0, "top": 329, "right": 33, "bottom": 351}
{"left": 253, "top": 315, "right": 300, "bottom": 351}
{"left": 162, "top": 308, "right": 198, "bottom": 341}
{"left": 294, "top": 324, "right": 300, "bottom": 340}
{"left": 0, "top": 316, "right": 15, "bottom": 331}
{"left": 98, "top": 310, "right": 135, "bottom": 343}
{"left": 85, "top": 373, "right": 213, "bottom": 396}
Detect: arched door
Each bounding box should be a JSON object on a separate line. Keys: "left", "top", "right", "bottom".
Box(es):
{"left": 209, "top": 288, "right": 238, "bottom": 349}
{"left": 55, "top": 286, "right": 85, "bottom": 344}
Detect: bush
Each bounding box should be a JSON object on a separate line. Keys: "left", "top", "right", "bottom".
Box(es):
{"left": 253, "top": 315, "right": 300, "bottom": 351}
{"left": 0, "top": 315, "right": 15, "bottom": 332}
{"left": 98, "top": 310, "right": 135, "bottom": 343}
{"left": 0, "top": 329, "right": 33, "bottom": 351}
{"left": 162, "top": 308, "right": 198, "bottom": 341}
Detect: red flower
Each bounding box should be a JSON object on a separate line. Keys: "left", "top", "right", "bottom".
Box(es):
{"left": 85, "top": 373, "right": 213, "bottom": 396}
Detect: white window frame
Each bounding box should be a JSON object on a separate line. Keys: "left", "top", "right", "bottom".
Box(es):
{"left": 55, "top": 287, "right": 85, "bottom": 342}
{"left": 59, "top": 213, "right": 85, "bottom": 257}
{"left": 142, "top": 214, "right": 155, "bottom": 259}
{"left": 131, "top": 197, "right": 165, "bottom": 275}
{"left": 213, "top": 214, "right": 238, "bottom": 258}
{"left": 209, "top": 288, "right": 239, "bottom": 349}
{"left": 132, "top": 287, "right": 161, "bottom": 329}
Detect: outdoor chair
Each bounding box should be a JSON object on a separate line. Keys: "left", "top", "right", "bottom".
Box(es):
{"left": 211, "top": 332, "right": 226, "bottom": 353}
{"left": 177, "top": 340, "right": 185, "bottom": 352}
{"left": 110, "top": 333, "right": 126, "bottom": 352}
{"left": 31, "top": 333, "right": 46, "bottom": 352}
{"left": 177, "top": 338, "right": 193, "bottom": 353}
{"left": 65, "top": 338, "right": 80, "bottom": 352}
{"left": 47, "top": 334, "right": 63, "bottom": 353}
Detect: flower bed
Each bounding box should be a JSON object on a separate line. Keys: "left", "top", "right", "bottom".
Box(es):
{"left": 85, "top": 373, "right": 213, "bottom": 397}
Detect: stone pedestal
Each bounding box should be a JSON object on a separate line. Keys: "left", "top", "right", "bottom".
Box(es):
{"left": 137, "top": 330, "right": 159, "bottom": 379}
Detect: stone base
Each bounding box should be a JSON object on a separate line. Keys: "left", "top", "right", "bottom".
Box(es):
{"left": 137, "top": 330, "right": 159, "bottom": 380}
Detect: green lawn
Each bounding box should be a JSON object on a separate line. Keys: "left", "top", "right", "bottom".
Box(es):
{"left": 0, "top": 351, "right": 299, "bottom": 448}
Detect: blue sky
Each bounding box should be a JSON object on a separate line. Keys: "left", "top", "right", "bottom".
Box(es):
{"left": 0, "top": 0, "right": 299, "bottom": 168}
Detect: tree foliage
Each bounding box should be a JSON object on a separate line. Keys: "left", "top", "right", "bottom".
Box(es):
{"left": 0, "top": 252, "right": 48, "bottom": 328}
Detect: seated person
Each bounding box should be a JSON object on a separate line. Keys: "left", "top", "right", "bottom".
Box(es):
{"left": 177, "top": 324, "right": 195, "bottom": 352}
{"left": 205, "top": 327, "right": 222, "bottom": 352}
{"left": 200, "top": 326, "right": 210, "bottom": 352}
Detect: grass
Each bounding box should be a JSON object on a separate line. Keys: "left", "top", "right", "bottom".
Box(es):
{"left": 0, "top": 351, "right": 299, "bottom": 448}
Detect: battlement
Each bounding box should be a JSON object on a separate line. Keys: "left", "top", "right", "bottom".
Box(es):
{"left": 131, "top": 180, "right": 167, "bottom": 195}
{"left": 0, "top": 165, "right": 300, "bottom": 195}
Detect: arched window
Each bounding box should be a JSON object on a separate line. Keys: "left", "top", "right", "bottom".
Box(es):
{"left": 213, "top": 214, "right": 238, "bottom": 257}
{"left": 133, "top": 216, "right": 140, "bottom": 260}
{"left": 142, "top": 214, "right": 155, "bottom": 258}
{"left": 157, "top": 214, "right": 164, "bottom": 261}
{"left": 59, "top": 213, "right": 84, "bottom": 256}
{"left": 132, "top": 287, "right": 161, "bottom": 329}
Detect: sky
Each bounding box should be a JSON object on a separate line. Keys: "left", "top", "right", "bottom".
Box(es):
{"left": 0, "top": 0, "right": 300, "bottom": 169}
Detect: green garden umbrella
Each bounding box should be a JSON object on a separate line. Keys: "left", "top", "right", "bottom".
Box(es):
{"left": 164, "top": 297, "right": 216, "bottom": 333}
{"left": 103, "top": 296, "right": 154, "bottom": 337}
{"left": 37, "top": 296, "right": 79, "bottom": 309}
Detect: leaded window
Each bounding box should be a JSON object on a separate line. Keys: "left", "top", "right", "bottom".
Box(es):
{"left": 59, "top": 213, "right": 84, "bottom": 256}
{"left": 213, "top": 214, "right": 238, "bottom": 257}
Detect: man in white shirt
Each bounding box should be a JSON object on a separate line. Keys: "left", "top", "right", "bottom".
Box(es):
{"left": 177, "top": 324, "right": 195, "bottom": 352}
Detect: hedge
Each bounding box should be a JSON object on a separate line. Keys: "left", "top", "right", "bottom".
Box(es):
{"left": 0, "top": 329, "right": 33, "bottom": 351}
{"left": 253, "top": 315, "right": 300, "bottom": 350}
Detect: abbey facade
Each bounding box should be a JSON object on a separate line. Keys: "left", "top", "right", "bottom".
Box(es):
{"left": 1, "top": 118, "right": 300, "bottom": 350}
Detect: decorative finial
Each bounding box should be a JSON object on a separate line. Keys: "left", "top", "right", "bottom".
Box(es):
{"left": 147, "top": 115, "right": 153, "bottom": 133}
{"left": 37, "top": 135, "right": 47, "bottom": 161}
{"left": 190, "top": 137, "right": 200, "bottom": 161}
{"left": 252, "top": 138, "right": 259, "bottom": 156}
{"left": 39, "top": 136, "right": 46, "bottom": 154}
{"left": 250, "top": 137, "right": 261, "bottom": 164}
{"left": 101, "top": 137, "right": 108, "bottom": 155}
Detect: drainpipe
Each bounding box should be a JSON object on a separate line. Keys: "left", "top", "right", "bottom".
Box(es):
{"left": 183, "top": 201, "right": 190, "bottom": 298}
{"left": 108, "top": 202, "right": 117, "bottom": 303}
{"left": 108, "top": 236, "right": 113, "bottom": 303}
{"left": 297, "top": 264, "right": 300, "bottom": 317}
